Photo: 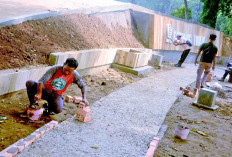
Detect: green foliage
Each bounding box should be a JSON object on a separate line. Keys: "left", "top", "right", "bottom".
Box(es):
{"left": 216, "top": 12, "right": 232, "bottom": 36}
{"left": 171, "top": 5, "right": 192, "bottom": 19}
{"left": 199, "top": 0, "right": 219, "bottom": 28}
{"left": 219, "top": 0, "right": 232, "bottom": 17}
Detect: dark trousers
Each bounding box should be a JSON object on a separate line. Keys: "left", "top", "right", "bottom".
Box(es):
{"left": 223, "top": 70, "right": 232, "bottom": 79}
{"left": 26, "top": 80, "right": 63, "bottom": 113}
{"left": 178, "top": 49, "right": 191, "bottom": 65}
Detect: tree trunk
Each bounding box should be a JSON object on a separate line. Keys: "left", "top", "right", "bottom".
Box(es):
{"left": 184, "top": 0, "right": 189, "bottom": 20}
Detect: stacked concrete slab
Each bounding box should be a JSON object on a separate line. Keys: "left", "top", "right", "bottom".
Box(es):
{"left": 114, "top": 49, "right": 152, "bottom": 68}
{"left": 0, "top": 67, "right": 50, "bottom": 96}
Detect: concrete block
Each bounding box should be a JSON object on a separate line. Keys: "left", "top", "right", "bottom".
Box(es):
{"left": 36, "top": 127, "right": 46, "bottom": 136}
{"left": 0, "top": 71, "right": 13, "bottom": 95}
{"left": 6, "top": 147, "right": 18, "bottom": 156}
{"left": 149, "top": 141, "right": 157, "bottom": 147}
{"left": 65, "top": 95, "right": 73, "bottom": 103}
{"left": 153, "top": 137, "right": 159, "bottom": 141}
{"left": 115, "top": 49, "right": 151, "bottom": 68}
{"left": 197, "top": 88, "right": 217, "bottom": 107}
{"left": 49, "top": 120, "right": 59, "bottom": 126}
{"left": 49, "top": 53, "right": 58, "bottom": 65}
{"left": 31, "top": 131, "right": 41, "bottom": 140}
{"left": 73, "top": 96, "right": 82, "bottom": 104}
{"left": 145, "top": 146, "right": 156, "bottom": 157}
{"left": 29, "top": 67, "right": 50, "bottom": 81}
{"left": 0, "top": 146, "right": 18, "bottom": 157}
{"left": 56, "top": 53, "right": 69, "bottom": 66}
{"left": 111, "top": 64, "right": 153, "bottom": 75}
{"left": 150, "top": 54, "right": 163, "bottom": 67}
{"left": 15, "top": 140, "right": 25, "bottom": 152}
{"left": 23, "top": 135, "right": 36, "bottom": 147}
{"left": 49, "top": 49, "right": 118, "bottom": 71}
{"left": 76, "top": 102, "right": 91, "bottom": 122}
{"left": 106, "top": 49, "right": 117, "bottom": 64}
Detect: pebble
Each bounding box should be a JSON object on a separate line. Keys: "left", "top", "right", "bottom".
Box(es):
{"left": 101, "top": 82, "right": 106, "bottom": 85}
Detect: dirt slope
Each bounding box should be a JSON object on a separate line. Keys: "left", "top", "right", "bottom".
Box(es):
{"left": 0, "top": 13, "right": 143, "bottom": 70}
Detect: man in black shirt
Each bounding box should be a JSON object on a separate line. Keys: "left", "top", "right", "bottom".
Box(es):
{"left": 194, "top": 34, "right": 218, "bottom": 91}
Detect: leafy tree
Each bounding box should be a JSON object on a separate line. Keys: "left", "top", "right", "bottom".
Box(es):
{"left": 219, "top": 0, "right": 232, "bottom": 17}
{"left": 216, "top": 11, "right": 232, "bottom": 36}
{"left": 199, "top": 0, "right": 219, "bottom": 28}
{"left": 199, "top": 0, "right": 232, "bottom": 28}
{"left": 171, "top": 5, "right": 192, "bottom": 19}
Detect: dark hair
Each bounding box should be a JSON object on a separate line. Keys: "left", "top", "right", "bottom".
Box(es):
{"left": 177, "top": 35, "right": 182, "bottom": 37}
{"left": 209, "top": 34, "right": 217, "bottom": 40}
{"left": 65, "top": 58, "right": 78, "bottom": 69}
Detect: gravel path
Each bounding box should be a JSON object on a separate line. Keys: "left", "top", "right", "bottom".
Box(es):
{"left": 17, "top": 64, "right": 224, "bottom": 157}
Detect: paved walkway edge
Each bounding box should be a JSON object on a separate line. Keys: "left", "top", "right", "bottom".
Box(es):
{"left": 0, "top": 120, "right": 58, "bottom": 157}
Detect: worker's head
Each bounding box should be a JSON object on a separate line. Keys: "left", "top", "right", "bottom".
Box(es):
{"left": 177, "top": 35, "right": 182, "bottom": 40}
{"left": 209, "top": 34, "right": 217, "bottom": 42}
{"left": 63, "top": 58, "right": 79, "bottom": 75}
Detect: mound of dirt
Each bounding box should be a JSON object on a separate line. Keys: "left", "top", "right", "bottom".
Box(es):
{"left": 0, "top": 13, "right": 143, "bottom": 70}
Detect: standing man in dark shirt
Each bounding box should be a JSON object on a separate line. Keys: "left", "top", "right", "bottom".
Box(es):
{"left": 26, "top": 58, "right": 88, "bottom": 114}
{"left": 194, "top": 34, "right": 218, "bottom": 90}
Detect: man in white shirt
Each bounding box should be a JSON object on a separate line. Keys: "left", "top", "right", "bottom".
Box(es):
{"left": 173, "top": 35, "right": 191, "bottom": 67}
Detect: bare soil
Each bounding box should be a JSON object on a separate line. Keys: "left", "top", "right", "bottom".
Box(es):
{"left": 0, "top": 13, "right": 143, "bottom": 70}
{"left": 154, "top": 81, "right": 232, "bottom": 157}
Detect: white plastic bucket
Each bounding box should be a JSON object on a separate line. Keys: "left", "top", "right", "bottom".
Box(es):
{"left": 27, "top": 107, "right": 43, "bottom": 121}
{"left": 174, "top": 125, "right": 190, "bottom": 140}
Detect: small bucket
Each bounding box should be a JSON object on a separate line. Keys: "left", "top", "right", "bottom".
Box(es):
{"left": 27, "top": 107, "right": 43, "bottom": 121}
{"left": 174, "top": 125, "right": 190, "bottom": 140}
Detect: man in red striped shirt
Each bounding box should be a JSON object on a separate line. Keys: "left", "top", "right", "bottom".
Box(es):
{"left": 26, "top": 58, "right": 88, "bottom": 114}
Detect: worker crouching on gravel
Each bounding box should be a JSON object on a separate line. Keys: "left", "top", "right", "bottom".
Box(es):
{"left": 26, "top": 58, "right": 88, "bottom": 115}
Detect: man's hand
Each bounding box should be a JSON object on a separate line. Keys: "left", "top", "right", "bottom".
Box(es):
{"left": 34, "top": 93, "right": 42, "bottom": 102}
{"left": 82, "top": 99, "right": 89, "bottom": 106}
{"left": 212, "top": 66, "right": 215, "bottom": 71}
{"left": 194, "top": 60, "right": 198, "bottom": 66}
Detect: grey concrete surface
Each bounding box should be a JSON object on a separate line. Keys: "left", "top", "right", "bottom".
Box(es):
{"left": 0, "top": 0, "right": 131, "bottom": 27}
{"left": 111, "top": 64, "right": 154, "bottom": 75}
{"left": 130, "top": 10, "right": 151, "bottom": 47}
{"left": 17, "top": 64, "right": 224, "bottom": 157}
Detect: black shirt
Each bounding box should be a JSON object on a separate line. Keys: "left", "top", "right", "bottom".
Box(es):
{"left": 199, "top": 42, "right": 218, "bottom": 63}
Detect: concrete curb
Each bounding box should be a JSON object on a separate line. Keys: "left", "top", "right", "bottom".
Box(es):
{"left": 145, "top": 137, "right": 159, "bottom": 157}
{"left": 0, "top": 120, "right": 58, "bottom": 157}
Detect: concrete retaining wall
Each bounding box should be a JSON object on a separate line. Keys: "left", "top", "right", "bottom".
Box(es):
{"left": 154, "top": 50, "right": 231, "bottom": 65}
{"left": 153, "top": 50, "right": 197, "bottom": 64}
{"left": 0, "top": 48, "right": 152, "bottom": 96}
{"left": 130, "top": 10, "right": 151, "bottom": 47}
{"left": 49, "top": 49, "right": 118, "bottom": 69}
{"left": 0, "top": 67, "right": 50, "bottom": 96}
